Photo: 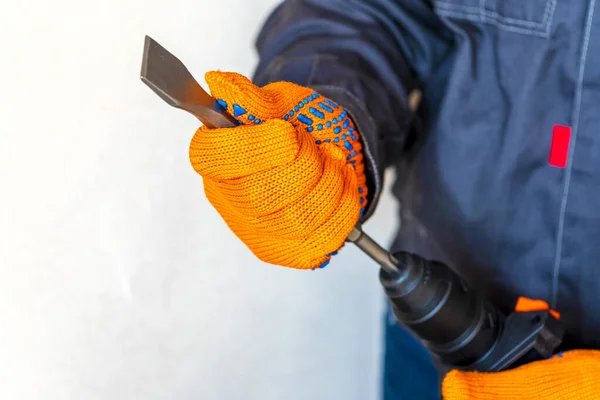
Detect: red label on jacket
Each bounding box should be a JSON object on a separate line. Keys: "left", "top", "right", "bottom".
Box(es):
{"left": 549, "top": 125, "right": 572, "bottom": 168}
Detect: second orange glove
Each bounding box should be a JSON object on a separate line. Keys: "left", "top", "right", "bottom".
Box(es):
{"left": 189, "top": 72, "right": 368, "bottom": 270}
{"left": 442, "top": 298, "right": 600, "bottom": 399}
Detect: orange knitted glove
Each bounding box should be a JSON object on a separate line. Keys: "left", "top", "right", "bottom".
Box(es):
{"left": 442, "top": 350, "right": 600, "bottom": 400}
{"left": 189, "top": 71, "right": 368, "bottom": 270}
{"left": 442, "top": 298, "right": 600, "bottom": 399}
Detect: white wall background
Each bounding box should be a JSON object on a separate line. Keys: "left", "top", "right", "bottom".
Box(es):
{"left": 0, "top": 1, "right": 399, "bottom": 399}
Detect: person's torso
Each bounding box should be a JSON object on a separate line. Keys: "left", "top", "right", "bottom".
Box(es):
{"left": 394, "top": 0, "right": 600, "bottom": 349}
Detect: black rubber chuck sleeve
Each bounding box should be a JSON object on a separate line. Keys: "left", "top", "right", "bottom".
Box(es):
{"left": 380, "top": 252, "right": 503, "bottom": 367}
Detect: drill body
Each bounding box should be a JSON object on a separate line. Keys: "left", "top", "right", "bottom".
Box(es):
{"left": 380, "top": 252, "right": 564, "bottom": 372}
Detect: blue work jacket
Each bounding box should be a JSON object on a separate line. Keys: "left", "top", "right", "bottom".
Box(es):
{"left": 252, "top": 0, "right": 600, "bottom": 350}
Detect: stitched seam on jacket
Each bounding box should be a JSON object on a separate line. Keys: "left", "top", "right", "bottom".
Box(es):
{"left": 435, "top": 0, "right": 556, "bottom": 37}
{"left": 437, "top": 0, "right": 554, "bottom": 26}
{"left": 551, "top": 0, "right": 596, "bottom": 309}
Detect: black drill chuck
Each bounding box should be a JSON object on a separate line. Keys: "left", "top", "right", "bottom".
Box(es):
{"left": 380, "top": 251, "right": 564, "bottom": 372}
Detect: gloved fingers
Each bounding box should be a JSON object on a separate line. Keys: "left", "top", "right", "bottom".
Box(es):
{"left": 204, "top": 160, "right": 360, "bottom": 269}
{"left": 207, "top": 156, "right": 352, "bottom": 241}
{"left": 205, "top": 138, "right": 356, "bottom": 240}
{"left": 251, "top": 162, "right": 359, "bottom": 268}
{"left": 301, "top": 160, "right": 360, "bottom": 247}
{"left": 189, "top": 119, "right": 298, "bottom": 180}
{"left": 249, "top": 145, "right": 350, "bottom": 239}
{"left": 213, "top": 129, "right": 323, "bottom": 216}
{"left": 212, "top": 133, "right": 354, "bottom": 219}
{"left": 205, "top": 71, "right": 313, "bottom": 121}
{"left": 272, "top": 165, "right": 359, "bottom": 269}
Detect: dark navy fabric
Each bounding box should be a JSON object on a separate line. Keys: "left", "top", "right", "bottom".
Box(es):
{"left": 252, "top": 0, "right": 600, "bottom": 395}
{"left": 383, "top": 303, "right": 440, "bottom": 400}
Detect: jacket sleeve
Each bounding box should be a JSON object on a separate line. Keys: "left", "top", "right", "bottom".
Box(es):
{"left": 252, "top": 0, "right": 452, "bottom": 218}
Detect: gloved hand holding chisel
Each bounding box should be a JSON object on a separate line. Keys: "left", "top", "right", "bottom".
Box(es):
{"left": 188, "top": 71, "right": 368, "bottom": 270}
